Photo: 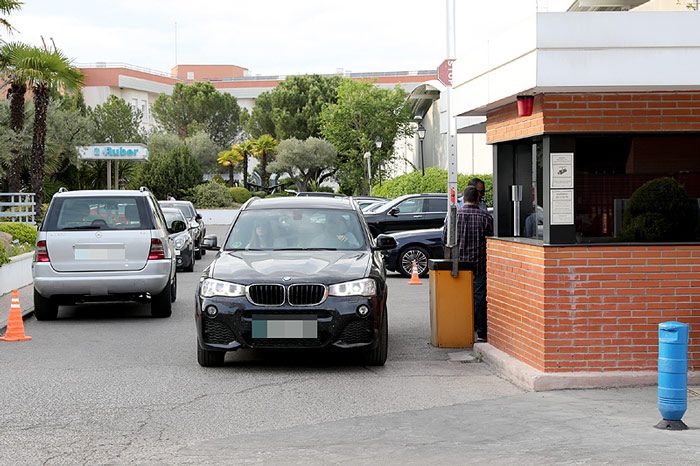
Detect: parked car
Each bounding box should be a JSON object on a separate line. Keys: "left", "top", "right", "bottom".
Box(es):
{"left": 32, "top": 188, "right": 178, "bottom": 320}
{"left": 158, "top": 200, "right": 206, "bottom": 260}
{"left": 353, "top": 196, "right": 388, "bottom": 211}
{"left": 363, "top": 193, "right": 448, "bottom": 236}
{"left": 195, "top": 196, "right": 397, "bottom": 367}
{"left": 383, "top": 228, "right": 444, "bottom": 277}
{"left": 161, "top": 207, "right": 195, "bottom": 272}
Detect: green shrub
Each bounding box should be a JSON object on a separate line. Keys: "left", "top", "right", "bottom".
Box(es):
{"left": 267, "top": 191, "right": 293, "bottom": 198}
{"left": 229, "top": 187, "right": 252, "bottom": 204}
{"left": 211, "top": 174, "right": 227, "bottom": 184}
{"left": 0, "top": 244, "right": 9, "bottom": 266}
{"left": 187, "top": 182, "right": 235, "bottom": 209}
{"left": 0, "top": 223, "right": 38, "bottom": 244}
{"left": 372, "top": 168, "right": 493, "bottom": 206}
{"left": 620, "top": 177, "right": 697, "bottom": 242}
{"left": 314, "top": 186, "right": 334, "bottom": 193}
{"left": 251, "top": 191, "right": 267, "bottom": 199}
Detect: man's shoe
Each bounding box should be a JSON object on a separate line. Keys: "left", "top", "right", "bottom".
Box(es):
{"left": 476, "top": 334, "right": 487, "bottom": 343}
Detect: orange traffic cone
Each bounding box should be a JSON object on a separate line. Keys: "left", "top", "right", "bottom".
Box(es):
{"left": 0, "top": 290, "right": 31, "bottom": 341}
{"left": 408, "top": 260, "right": 423, "bottom": 285}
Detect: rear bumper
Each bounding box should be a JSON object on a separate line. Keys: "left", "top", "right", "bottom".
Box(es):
{"left": 33, "top": 260, "right": 173, "bottom": 298}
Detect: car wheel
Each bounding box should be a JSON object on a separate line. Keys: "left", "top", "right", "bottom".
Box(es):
{"left": 151, "top": 280, "right": 173, "bottom": 318}
{"left": 197, "top": 343, "right": 225, "bottom": 367}
{"left": 398, "top": 246, "right": 430, "bottom": 278}
{"left": 184, "top": 250, "right": 195, "bottom": 272}
{"left": 170, "top": 273, "right": 177, "bottom": 303}
{"left": 363, "top": 310, "right": 388, "bottom": 366}
{"left": 201, "top": 246, "right": 206, "bottom": 256}
{"left": 194, "top": 244, "right": 202, "bottom": 260}
{"left": 33, "top": 288, "right": 58, "bottom": 321}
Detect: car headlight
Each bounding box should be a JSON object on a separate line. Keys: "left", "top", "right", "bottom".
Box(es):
{"left": 200, "top": 278, "right": 246, "bottom": 298}
{"left": 174, "top": 237, "right": 187, "bottom": 249}
{"left": 328, "top": 278, "right": 376, "bottom": 297}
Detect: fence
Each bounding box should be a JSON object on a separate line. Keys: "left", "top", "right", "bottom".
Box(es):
{"left": 0, "top": 193, "right": 36, "bottom": 224}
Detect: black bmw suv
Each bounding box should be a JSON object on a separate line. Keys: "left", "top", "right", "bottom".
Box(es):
{"left": 195, "top": 196, "right": 397, "bottom": 367}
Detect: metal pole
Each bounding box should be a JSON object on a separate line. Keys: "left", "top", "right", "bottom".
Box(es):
{"left": 114, "top": 161, "right": 119, "bottom": 189}
{"left": 107, "top": 161, "right": 111, "bottom": 190}
{"left": 420, "top": 139, "right": 425, "bottom": 176}
{"left": 445, "top": 0, "right": 459, "bottom": 277}
{"left": 366, "top": 152, "right": 372, "bottom": 196}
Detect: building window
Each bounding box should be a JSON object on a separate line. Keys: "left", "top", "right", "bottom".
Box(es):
{"left": 131, "top": 98, "right": 138, "bottom": 110}
{"left": 187, "top": 71, "right": 194, "bottom": 80}
{"left": 141, "top": 100, "right": 148, "bottom": 120}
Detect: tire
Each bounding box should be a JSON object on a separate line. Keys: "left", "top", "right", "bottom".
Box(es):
{"left": 363, "top": 310, "right": 388, "bottom": 366}
{"left": 33, "top": 288, "right": 59, "bottom": 321}
{"left": 184, "top": 249, "right": 195, "bottom": 272}
{"left": 170, "top": 273, "right": 177, "bottom": 303}
{"left": 194, "top": 244, "right": 202, "bottom": 260}
{"left": 151, "top": 279, "right": 173, "bottom": 318}
{"left": 197, "top": 343, "right": 225, "bottom": 367}
{"left": 398, "top": 246, "right": 430, "bottom": 278}
{"left": 201, "top": 247, "right": 206, "bottom": 256}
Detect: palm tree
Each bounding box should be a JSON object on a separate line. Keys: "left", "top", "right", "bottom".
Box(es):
{"left": 217, "top": 144, "right": 243, "bottom": 186}
{"left": 0, "top": 0, "right": 22, "bottom": 34}
{"left": 10, "top": 44, "right": 83, "bottom": 216}
{"left": 0, "top": 41, "right": 31, "bottom": 191}
{"left": 238, "top": 139, "right": 256, "bottom": 190}
{"left": 252, "top": 134, "right": 278, "bottom": 191}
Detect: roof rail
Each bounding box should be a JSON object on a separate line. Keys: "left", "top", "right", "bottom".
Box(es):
{"left": 139, "top": 186, "right": 150, "bottom": 192}
{"left": 58, "top": 187, "right": 69, "bottom": 193}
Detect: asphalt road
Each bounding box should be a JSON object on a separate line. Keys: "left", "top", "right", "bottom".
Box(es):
{"left": 1, "top": 225, "right": 698, "bottom": 464}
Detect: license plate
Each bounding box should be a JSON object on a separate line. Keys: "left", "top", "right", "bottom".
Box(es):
{"left": 74, "top": 246, "right": 125, "bottom": 260}
{"left": 252, "top": 314, "right": 317, "bottom": 339}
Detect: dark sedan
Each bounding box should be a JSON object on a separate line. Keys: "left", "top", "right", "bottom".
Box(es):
{"left": 195, "top": 196, "right": 397, "bottom": 367}
{"left": 363, "top": 193, "right": 447, "bottom": 236}
{"left": 383, "top": 228, "right": 444, "bottom": 277}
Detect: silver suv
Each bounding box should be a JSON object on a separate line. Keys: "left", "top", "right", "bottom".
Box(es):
{"left": 32, "top": 188, "right": 178, "bottom": 320}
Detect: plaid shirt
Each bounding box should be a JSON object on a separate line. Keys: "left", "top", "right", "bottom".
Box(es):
{"left": 448, "top": 204, "right": 493, "bottom": 277}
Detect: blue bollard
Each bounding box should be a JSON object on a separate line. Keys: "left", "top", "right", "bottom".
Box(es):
{"left": 655, "top": 321, "right": 689, "bottom": 430}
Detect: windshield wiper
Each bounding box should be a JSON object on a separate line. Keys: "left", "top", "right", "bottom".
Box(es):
{"left": 60, "top": 225, "right": 102, "bottom": 230}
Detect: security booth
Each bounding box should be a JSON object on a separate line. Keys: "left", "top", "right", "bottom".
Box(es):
{"left": 451, "top": 10, "right": 700, "bottom": 388}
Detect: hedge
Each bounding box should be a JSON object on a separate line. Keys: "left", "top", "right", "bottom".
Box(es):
{"left": 187, "top": 182, "right": 236, "bottom": 208}
{"left": 0, "top": 223, "right": 38, "bottom": 245}
{"left": 372, "top": 168, "right": 493, "bottom": 206}
{"left": 229, "top": 187, "right": 252, "bottom": 204}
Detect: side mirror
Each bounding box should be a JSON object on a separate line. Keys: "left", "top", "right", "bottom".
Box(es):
{"left": 202, "top": 234, "right": 218, "bottom": 250}
{"left": 169, "top": 220, "right": 187, "bottom": 233}
{"left": 195, "top": 213, "right": 202, "bottom": 221}
{"left": 373, "top": 234, "right": 397, "bottom": 251}
{"left": 388, "top": 207, "right": 399, "bottom": 216}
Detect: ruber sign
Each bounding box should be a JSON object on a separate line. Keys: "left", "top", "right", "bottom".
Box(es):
{"left": 437, "top": 59, "right": 455, "bottom": 87}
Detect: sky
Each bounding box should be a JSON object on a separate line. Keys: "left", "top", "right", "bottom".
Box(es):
{"left": 9, "top": 0, "right": 451, "bottom": 76}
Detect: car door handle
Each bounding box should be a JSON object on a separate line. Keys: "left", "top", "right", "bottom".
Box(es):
{"left": 413, "top": 215, "right": 423, "bottom": 218}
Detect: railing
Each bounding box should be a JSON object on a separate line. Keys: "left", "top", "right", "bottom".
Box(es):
{"left": 0, "top": 193, "right": 35, "bottom": 224}
{"left": 75, "top": 62, "right": 174, "bottom": 78}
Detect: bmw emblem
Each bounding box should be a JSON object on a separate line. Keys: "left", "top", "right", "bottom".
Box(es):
{"left": 95, "top": 232, "right": 102, "bottom": 238}
{"left": 282, "top": 276, "right": 292, "bottom": 282}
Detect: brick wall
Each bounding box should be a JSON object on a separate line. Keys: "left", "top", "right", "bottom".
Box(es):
{"left": 487, "top": 238, "right": 700, "bottom": 372}
{"left": 486, "top": 91, "right": 700, "bottom": 143}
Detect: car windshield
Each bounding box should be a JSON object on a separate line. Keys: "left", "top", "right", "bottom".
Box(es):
{"left": 160, "top": 202, "right": 195, "bottom": 219}
{"left": 44, "top": 196, "right": 150, "bottom": 231}
{"left": 363, "top": 201, "right": 387, "bottom": 212}
{"left": 225, "top": 208, "right": 366, "bottom": 251}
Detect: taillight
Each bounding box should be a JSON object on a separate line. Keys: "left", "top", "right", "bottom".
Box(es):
{"left": 148, "top": 238, "right": 166, "bottom": 260}
{"left": 35, "top": 240, "right": 50, "bottom": 262}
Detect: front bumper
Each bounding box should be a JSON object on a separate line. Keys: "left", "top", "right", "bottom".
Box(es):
{"left": 176, "top": 245, "right": 193, "bottom": 269}
{"left": 196, "top": 295, "right": 383, "bottom": 352}
{"left": 33, "top": 260, "right": 173, "bottom": 298}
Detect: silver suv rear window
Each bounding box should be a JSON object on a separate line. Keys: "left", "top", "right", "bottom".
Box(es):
{"left": 43, "top": 196, "right": 153, "bottom": 231}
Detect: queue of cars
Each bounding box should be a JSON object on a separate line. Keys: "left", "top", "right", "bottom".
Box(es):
{"left": 30, "top": 187, "right": 456, "bottom": 367}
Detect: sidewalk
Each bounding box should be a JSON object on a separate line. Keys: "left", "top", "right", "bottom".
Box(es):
{"left": 0, "top": 284, "right": 34, "bottom": 331}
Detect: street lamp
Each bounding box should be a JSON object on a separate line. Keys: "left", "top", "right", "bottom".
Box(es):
{"left": 417, "top": 124, "right": 426, "bottom": 176}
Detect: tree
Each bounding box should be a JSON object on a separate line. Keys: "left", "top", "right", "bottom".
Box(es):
{"left": 320, "top": 80, "right": 413, "bottom": 195}
{"left": 0, "top": 41, "right": 33, "bottom": 191}
{"left": 251, "top": 134, "right": 278, "bottom": 190}
{"left": 245, "top": 91, "right": 275, "bottom": 138}
{"left": 0, "top": 0, "right": 22, "bottom": 34}
{"left": 238, "top": 139, "right": 256, "bottom": 189}
{"left": 246, "top": 75, "right": 343, "bottom": 140}
{"left": 217, "top": 144, "right": 243, "bottom": 186}
{"left": 129, "top": 145, "right": 202, "bottom": 199}
{"left": 152, "top": 81, "right": 240, "bottom": 146}
{"left": 10, "top": 43, "right": 83, "bottom": 216}
{"left": 185, "top": 131, "right": 220, "bottom": 171}
{"left": 90, "top": 95, "right": 143, "bottom": 143}
{"left": 269, "top": 137, "right": 337, "bottom": 191}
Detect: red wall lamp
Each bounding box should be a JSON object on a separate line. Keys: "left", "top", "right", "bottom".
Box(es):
{"left": 516, "top": 95, "right": 535, "bottom": 117}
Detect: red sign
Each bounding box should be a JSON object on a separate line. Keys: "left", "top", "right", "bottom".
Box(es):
{"left": 449, "top": 187, "right": 456, "bottom": 205}
{"left": 437, "top": 59, "right": 455, "bottom": 87}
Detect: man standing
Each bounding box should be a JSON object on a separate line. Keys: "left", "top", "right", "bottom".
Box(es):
{"left": 454, "top": 185, "right": 493, "bottom": 342}
{"left": 457, "top": 178, "right": 489, "bottom": 212}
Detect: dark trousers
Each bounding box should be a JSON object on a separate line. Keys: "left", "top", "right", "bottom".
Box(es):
{"left": 473, "top": 272, "right": 487, "bottom": 337}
